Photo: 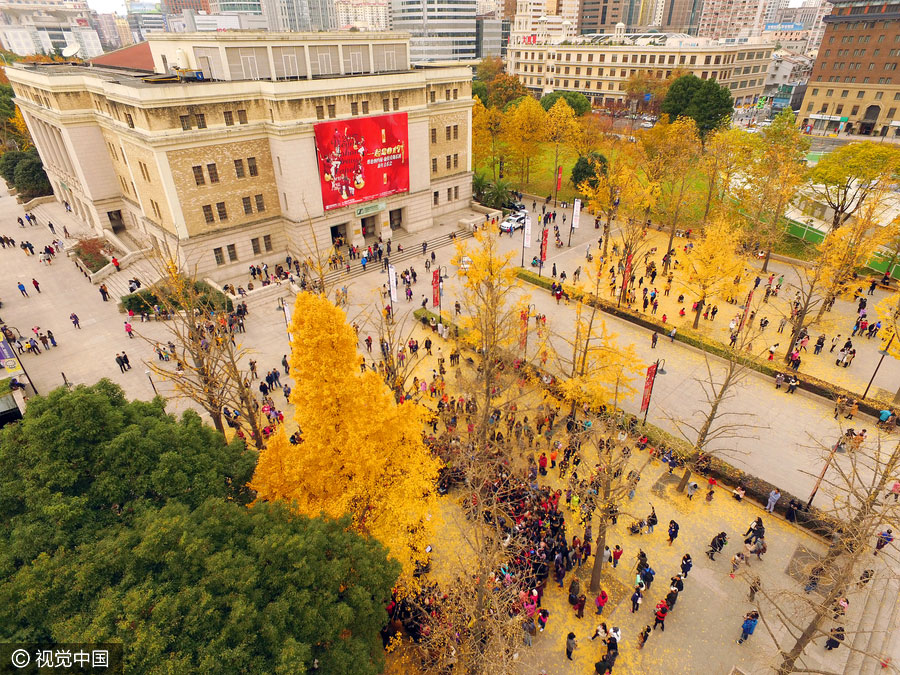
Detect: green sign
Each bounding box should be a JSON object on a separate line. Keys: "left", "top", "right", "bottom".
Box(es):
{"left": 356, "top": 201, "right": 386, "bottom": 218}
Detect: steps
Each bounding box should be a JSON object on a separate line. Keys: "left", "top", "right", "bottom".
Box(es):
{"left": 100, "top": 257, "right": 162, "bottom": 301}
{"left": 851, "top": 573, "right": 900, "bottom": 675}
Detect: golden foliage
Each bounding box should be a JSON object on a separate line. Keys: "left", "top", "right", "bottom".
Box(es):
{"left": 681, "top": 219, "right": 746, "bottom": 319}
{"left": 250, "top": 292, "right": 442, "bottom": 582}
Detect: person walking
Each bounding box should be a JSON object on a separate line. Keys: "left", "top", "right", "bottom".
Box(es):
{"left": 594, "top": 589, "right": 609, "bottom": 615}
{"left": 748, "top": 576, "right": 761, "bottom": 602}
{"left": 70, "top": 312, "right": 80, "bottom": 328}
{"left": 565, "top": 632, "right": 577, "bottom": 660}
{"left": 115, "top": 353, "right": 126, "bottom": 374}
{"left": 707, "top": 532, "right": 727, "bottom": 560}
{"left": 630, "top": 587, "right": 642, "bottom": 613}
{"left": 825, "top": 626, "right": 845, "bottom": 651}
{"left": 31, "top": 278, "right": 41, "bottom": 293}
{"left": 637, "top": 625, "right": 651, "bottom": 649}
{"left": 121, "top": 353, "right": 131, "bottom": 370}
{"left": 681, "top": 554, "right": 693, "bottom": 577}
{"left": 874, "top": 529, "right": 894, "bottom": 555}
{"left": 99, "top": 284, "right": 109, "bottom": 301}
{"left": 17, "top": 281, "right": 28, "bottom": 297}
{"left": 646, "top": 507, "right": 658, "bottom": 533}
{"left": 612, "top": 545, "right": 623, "bottom": 568}
{"left": 124, "top": 321, "right": 134, "bottom": 338}
{"left": 651, "top": 332, "right": 658, "bottom": 348}
{"left": 766, "top": 488, "right": 781, "bottom": 513}
{"left": 574, "top": 594, "right": 587, "bottom": 619}
{"left": 667, "top": 520, "right": 679, "bottom": 546}
{"left": 652, "top": 600, "right": 669, "bottom": 631}
{"left": 737, "top": 611, "right": 759, "bottom": 644}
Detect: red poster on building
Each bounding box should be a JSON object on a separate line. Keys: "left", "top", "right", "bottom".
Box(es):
{"left": 540, "top": 228, "right": 549, "bottom": 262}
{"left": 640, "top": 362, "right": 658, "bottom": 413}
{"left": 313, "top": 113, "right": 410, "bottom": 211}
{"left": 432, "top": 270, "right": 441, "bottom": 307}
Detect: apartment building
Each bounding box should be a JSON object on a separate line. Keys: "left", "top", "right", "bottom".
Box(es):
{"left": 508, "top": 33, "right": 773, "bottom": 106}
{"left": 7, "top": 32, "right": 474, "bottom": 279}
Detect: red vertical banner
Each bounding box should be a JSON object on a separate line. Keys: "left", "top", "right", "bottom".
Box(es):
{"left": 739, "top": 289, "right": 754, "bottom": 332}
{"left": 540, "top": 228, "right": 549, "bottom": 262}
{"left": 621, "top": 253, "right": 633, "bottom": 302}
{"left": 432, "top": 269, "right": 441, "bottom": 307}
{"left": 519, "top": 309, "right": 529, "bottom": 348}
{"left": 640, "top": 362, "right": 658, "bottom": 413}
{"left": 556, "top": 166, "right": 562, "bottom": 192}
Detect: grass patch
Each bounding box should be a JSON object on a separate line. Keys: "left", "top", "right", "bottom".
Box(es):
{"left": 774, "top": 235, "right": 819, "bottom": 261}
{"left": 122, "top": 281, "right": 233, "bottom": 314}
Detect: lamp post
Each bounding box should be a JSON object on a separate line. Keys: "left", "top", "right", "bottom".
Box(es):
{"left": 145, "top": 369, "right": 158, "bottom": 395}
{"left": 522, "top": 303, "right": 536, "bottom": 359}
{"left": 863, "top": 330, "right": 895, "bottom": 399}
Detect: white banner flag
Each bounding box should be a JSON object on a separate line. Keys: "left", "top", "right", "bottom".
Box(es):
{"left": 572, "top": 198, "right": 582, "bottom": 229}
{"left": 388, "top": 264, "right": 398, "bottom": 303}
{"left": 524, "top": 215, "right": 532, "bottom": 248}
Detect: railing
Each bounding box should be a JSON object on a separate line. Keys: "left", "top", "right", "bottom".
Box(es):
{"left": 88, "top": 247, "right": 152, "bottom": 284}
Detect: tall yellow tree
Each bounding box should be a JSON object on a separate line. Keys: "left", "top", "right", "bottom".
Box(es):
{"left": 680, "top": 219, "right": 746, "bottom": 328}
{"left": 699, "top": 126, "right": 751, "bottom": 224}
{"left": 250, "top": 291, "right": 441, "bottom": 582}
{"left": 501, "top": 95, "right": 546, "bottom": 183}
{"left": 738, "top": 109, "right": 809, "bottom": 272}
{"left": 472, "top": 96, "right": 504, "bottom": 180}
{"left": 545, "top": 98, "right": 579, "bottom": 202}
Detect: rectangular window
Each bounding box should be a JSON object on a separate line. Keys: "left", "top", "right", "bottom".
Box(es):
{"left": 216, "top": 202, "right": 228, "bottom": 220}
{"left": 393, "top": 97, "right": 399, "bottom": 110}
{"left": 251, "top": 237, "right": 261, "bottom": 255}
{"left": 237, "top": 109, "right": 248, "bottom": 124}
{"left": 447, "top": 188, "right": 452, "bottom": 202}
{"left": 243, "top": 196, "right": 253, "bottom": 214}
{"left": 224, "top": 111, "right": 234, "bottom": 126}
{"left": 446, "top": 126, "right": 451, "bottom": 141}
{"left": 247, "top": 157, "right": 258, "bottom": 177}
{"left": 453, "top": 124, "right": 459, "bottom": 140}
{"left": 429, "top": 91, "right": 435, "bottom": 103}
{"left": 453, "top": 154, "right": 459, "bottom": 169}
{"left": 125, "top": 113, "right": 134, "bottom": 128}
{"left": 351, "top": 101, "right": 359, "bottom": 115}
{"left": 362, "top": 100, "right": 369, "bottom": 114}
{"left": 445, "top": 89, "right": 450, "bottom": 101}
{"left": 383, "top": 98, "right": 390, "bottom": 111}
{"left": 431, "top": 128, "right": 437, "bottom": 143}
{"left": 138, "top": 161, "right": 148, "bottom": 181}
{"left": 255, "top": 194, "right": 265, "bottom": 212}
{"left": 432, "top": 157, "right": 437, "bottom": 173}
{"left": 180, "top": 115, "right": 191, "bottom": 130}
{"left": 193, "top": 165, "right": 205, "bottom": 186}
{"left": 214, "top": 247, "right": 224, "bottom": 265}
{"left": 454, "top": 185, "right": 459, "bottom": 200}
{"left": 433, "top": 191, "right": 439, "bottom": 205}
{"left": 195, "top": 113, "right": 206, "bottom": 129}
{"left": 207, "top": 163, "right": 219, "bottom": 183}
{"left": 150, "top": 200, "right": 161, "bottom": 219}
{"left": 316, "top": 105, "right": 325, "bottom": 120}
{"left": 226, "top": 243, "right": 237, "bottom": 262}
{"left": 263, "top": 234, "right": 272, "bottom": 251}
{"left": 327, "top": 104, "right": 336, "bottom": 118}
{"left": 203, "top": 205, "right": 215, "bottom": 223}
{"left": 453, "top": 88, "right": 458, "bottom": 99}
{"left": 446, "top": 155, "right": 451, "bottom": 169}
{"left": 234, "top": 159, "right": 245, "bottom": 178}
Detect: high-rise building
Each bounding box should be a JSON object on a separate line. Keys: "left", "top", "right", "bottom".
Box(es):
{"left": 799, "top": 0, "right": 900, "bottom": 137}
{"left": 335, "top": 0, "right": 390, "bottom": 30}
{"left": 475, "top": 15, "right": 502, "bottom": 57}
{"left": 262, "top": 0, "right": 336, "bottom": 31}
{"left": 167, "top": 9, "right": 269, "bottom": 31}
{"left": 91, "top": 11, "right": 122, "bottom": 50}
{"left": 163, "top": 0, "right": 210, "bottom": 13}
{"left": 574, "top": 0, "right": 700, "bottom": 35}
{"left": 115, "top": 16, "right": 135, "bottom": 46}
{"left": 126, "top": 1, "right": 167, "bottom": 42}
{"left": 7, "top": 32, "right": 475, "bottom": 280}
{"left": 208, "top": 0, "right": 264, "bottom": 13}
{"left": 697, "top": 0, "right": 776, "bottom": 39}
{"left": 391, "top": 0, "right": 478, "bottom": 61}
{"left": 0, "top": 0, "right": 103, "bottom": 57}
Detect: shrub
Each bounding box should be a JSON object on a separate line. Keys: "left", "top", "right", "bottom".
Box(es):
{"left": 0, "top": 150, "right": 29, "bottom": 183}
{"left": 73, "top": 237, "right": 109, "bottom": 273}
{"left": 13, "top": 156, "right": 51, "bottom": 200}
{"left": 122, "top": 280, "right": 233, "bottom": 315}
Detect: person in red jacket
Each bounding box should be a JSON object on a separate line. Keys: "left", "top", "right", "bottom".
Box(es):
{"left": 612, "top": 545, "right": 624, "bottom": 568}
{"left": 652, "top": 600, "right": 669, "bottom": 631}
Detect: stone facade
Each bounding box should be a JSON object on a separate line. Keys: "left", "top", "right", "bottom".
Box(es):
{"left": 7, "top": 32, "right": 474, "bottom": 280}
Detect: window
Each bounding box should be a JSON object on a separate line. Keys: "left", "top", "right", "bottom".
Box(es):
{"left": 125, "top": 113, "right": 134, "bottom": 128}
{"left": 431, "top": 128, "right": 437, "bottom": 144}
{"left": 383, "top": 98, "right": 390, "bottom": 111}
{"left": 224, "top": 111, "right": 234, "bottom": 126}
{"left": 446, "top": 126, "right": 451, "bottom": 141}
{"left": 138, "top": 161, "right": 149, "bottom": 181}
{"left": 216, "top": 202, "right": 228, "bottom": 220}
{"left": 327, "top": 104, "right": 336, "bottom": 118}
{"left": 445, "top": 89, "right": 451, "bottom": 101}
{"left": 255, "top": 194, "right": 265, "bottom": 212}
{"left": 841, "top": 89, "right": 849, "bottom": 97}
{"left": 433, "top": 191, "right": 439, "bottom": 205}
{"left": 316, "top": 105, "right": 325, "bottom": 120}
{"left": 447, "top": 188, "right": 452, "bottom": 202}
{"left": 876, "top": 91, "right": 884, "bottom": 100}
{"left": 351, "top": 101, "right": 359, "bottom": 115}
{"left": 858, "top": 91, "right": 865, "bottom": 98}
{"left": 196, "top": 113, "right": 206, "bottom": 129}
{"left": 852, "top": 105, "right": 860, "bottom": 114}
{"left": 237, "top": 109, "right": 247, "bottom": 124}
{"left": 180, "top": 115, "right": 191, "bottom": 130}
{"left": 150, "top": 200, "right": 161, "bottom": 219}
{"left": 247, "top": 157, "right": 258, "bottom": 177}
{"left": 263, "top": 234, "right": 272, "bottom": 251}
{"left": 453, "top": 88, "right": 458, "bottom": 99}
{"left": 432, "top": 157, "right": 437, "bottom": 173}
{"left": 453, "top": 124, "right": 459, "bottom": 140}
{"left": 226, "top": 244, "right": 237, "bottom": 262}
{"left": 393, "top": 97, "right": 399, "bottom": 110}
{"left": 193, "top": 165, "right": 205, "bottom": 186}
{"left": 251, "top": 237, "right": 261, "bottom": 255}
{"left": 888, "top": 107, "right": 896, "bottom": 117}
{"left": 214, "top": 247, "right": 224, "bottom": 265}
{"left": 835, "top": 104, "right": 844, "bottom": 114}
{"left": 242, "top": 196, "right": 253, "bottom": 214}
{"left": 453, "top": 154, "right": 459, "bottom": 169}
{"left": 446, "top": 155, "right": 451, "bottom": 169}
{"left": 207, "top": 163, "right": 219, "bottom": 183}
{"left": 203, "top": 205, "right": 215, "bottom": 223}
{"left": 234, "top": 159, "right": 245, "bottom": 178}
{"left": 362, "top": 101, "right": 369, "bottom": 114}
{"left": 454, "top": 185, "right": 459, "bottom": 200}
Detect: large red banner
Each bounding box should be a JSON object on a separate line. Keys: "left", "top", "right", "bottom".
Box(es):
{"left": 640, "top": 362, "right": 658, "bottom": 413}
{"left": 432, "top": 270, "right": 441, "bottom": 307}
{"left": 313, "top": 113, "right": 410, "bottom": 212}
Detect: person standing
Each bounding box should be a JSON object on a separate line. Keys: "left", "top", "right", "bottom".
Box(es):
{"left": 646, "top": 507, "right": 658, "bottom": 533}
{"left": 115, "top": 353, "right": 126, "bottom": 374}
{"left": 707, "top": 532, "right": 727, "bottom": 560}
{"left": 681, "top": 554, "right": 692, "bottom": 577}
{"left": 523, "top": 618, "right": 536, "bottom": 647}
{"left": 825, "top": 626, "right": 845, "bottom": 650}
{"left": 875, "top": 529, "right": 894, "bottom": 555}
{"left": 574, "top": 594, "right": 586, "bottom": 619}
{"left": 70, "top": 312, "right": 80, "bottom": 328}
{"left": 99, "top": 284, "right": 109, "bottom": 301}
{"left": 565, "top": 632, "right": 577, "bottom": 660}
{"left": 17, "top": 281, "right": 28, "bottom": 297}
{"left": 766, "top": 488, "right": 782, "bottom": 513}
{"left": 651, "top": 331, "right": 658, "bottom": 348}
{"left": 31, "top": 278, "right": 41, "bottom": 293}
{"left": 612, "top": 545, "right": 623, "bottom": 568}
{"left": 595, "top": 589, "right": 609, "bottom": 615}
{"left": 652, "top": 600, "right": 669, "bottom": 631}
{"left": 667, "top": 520, "right": 679, "bottom": 546}
{"left": 121, "top": 353, "right": 131, "bottom": 370}
{"left": 630, "top": 587, "right": 642, "bottom": 613}
{"left": 737, "top": 611, "right": 759, "bottom": 644}
{"left": 124, "top": 321, "right": 134, "bottom": 338}
{"left": 637, "top": 625, "right": 651, "bottom": 649}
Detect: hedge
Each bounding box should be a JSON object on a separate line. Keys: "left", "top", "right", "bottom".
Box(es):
{"left": 516, "top": 268, "right": 892, "bottom": 418}
{"left": 122, "top": 281, "right": 233, "bottom": 314}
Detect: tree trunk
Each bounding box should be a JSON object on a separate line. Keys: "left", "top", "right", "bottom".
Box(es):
{"left": 603, "top": 216, "right": 612, "bottom": 258}
{"left": 692, "top": 297, "right": 705, "bottom": 329}
{"left": 676, "top": 366, "right": 729, "bottom": 492}
{"left": 702, "top": 168, "right": 717, "bottom": 226}
{"left": 589, "top": 475, "right": 612, "bottom": 593}
{"left": 762, "top": 249, "right": 772, "bottom": 273}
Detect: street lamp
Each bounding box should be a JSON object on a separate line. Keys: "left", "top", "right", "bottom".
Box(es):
{"left": 438, "top": 266, "right": 448, "bottom": 324}
{"left": 145, "top": 369, "right": 158, "bottom": 395}
{"left": 641, "top": 358, "right": 666, "bottom": 425}
{"left": 863, "top": 330, "right": 895, "bottom": 400}
{"left": 522, "top": 303, "right": 536, "bottom": 359}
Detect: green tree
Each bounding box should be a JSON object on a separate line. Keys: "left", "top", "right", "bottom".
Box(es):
{"left": 13, "top": 156, "right": 51, "bottom": 199}
{"left": 472, "top": 171, "right": 489, "bottom": 201}
{"left": 472, "top": 79, "right": 488, "bottom": 104}
{"left": 660, "top": 74, "right": 733, "bottom": 137}
{"left": 484, "top": 178, "right": 513, "bottom": 209}
{"left": 0, "top": 148, "right": 29, "bottom": 182}
{"left": 570, "top": 151, "right": 607, "bottom": 191}
{"left": 540, "top": 90, "right": 591, "bottom": 116}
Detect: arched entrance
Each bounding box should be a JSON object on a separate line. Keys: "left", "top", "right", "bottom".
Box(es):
{"left": 860, "top": 104, "right": 880, "bottom": 135}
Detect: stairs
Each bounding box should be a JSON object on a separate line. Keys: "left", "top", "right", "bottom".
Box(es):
{"left": 320, "top": 227, "right": 474, "bottom": 286}
{"left": 844, "top": 573, "right": 900, "bottom": 674}
{"left": 100, "top": 257, "right": 162, "bottom": 301}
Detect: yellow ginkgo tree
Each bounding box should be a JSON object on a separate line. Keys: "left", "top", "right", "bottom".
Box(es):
{"left": 250, "top": 291, "right": 441, "bottom": 583}
{"left": 680, "top": 219, "right": 747, "bottom": 329}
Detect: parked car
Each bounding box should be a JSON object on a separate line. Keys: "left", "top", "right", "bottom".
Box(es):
{"left": 504, "top": 200, "right": 526, "bottom": 212}
{"left": 500, "top": 212, "right": 526, "bottom": 232}
{"left": 640, "top": 121, "right": 654, "bottom": 128}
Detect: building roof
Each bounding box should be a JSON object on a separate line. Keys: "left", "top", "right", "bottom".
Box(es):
{"left": 89, "top": 42, "right": 154, "bottom": 72}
